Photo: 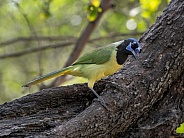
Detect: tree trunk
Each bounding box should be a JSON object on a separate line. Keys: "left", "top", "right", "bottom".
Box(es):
{"left": 0, "top": 0, "right": 184, "bottom": 137}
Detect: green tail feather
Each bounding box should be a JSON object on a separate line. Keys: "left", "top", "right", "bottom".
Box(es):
{"left": 22, "top": 66, "right": 74, "bottom": 87}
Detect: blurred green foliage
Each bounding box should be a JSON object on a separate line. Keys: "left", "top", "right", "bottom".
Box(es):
{"left": 176, "top": 122, "right": 184, "bottom": 133}
{"left": 0, "top": 0, "right": 169, "bottom": 104}
{"left": 86, "top": 0, "right": 102, "bottom": 22}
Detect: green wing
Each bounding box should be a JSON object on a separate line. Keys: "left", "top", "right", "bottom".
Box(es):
{"left": 73, "top": 43, "right": 119, "bottom": 65}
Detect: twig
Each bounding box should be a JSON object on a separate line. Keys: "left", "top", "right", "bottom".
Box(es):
{"left": 0, "top": 41, "right": 74, "bottom": 59}
{"left": 0, "top": 36, "right": 76, "bottom": 47}
{"left": 15, "top": 1, "right": 43, "bottom": 76}
{"left": 0, "top": 32, "right": 143, "bottom": 60}
{"left": 0, "top": 32, "right": 142, "bottom": 47}
{"left": 15, "top": 1, "right": 45, "bottom": 76}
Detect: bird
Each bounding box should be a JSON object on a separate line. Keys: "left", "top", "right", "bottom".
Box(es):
{"left": 23, "top": 38, "right": 141, "bottom": 110}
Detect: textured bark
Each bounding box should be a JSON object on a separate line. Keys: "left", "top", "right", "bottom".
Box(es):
{"left": 0, "top": 0, "right": 184, "bottom": 137}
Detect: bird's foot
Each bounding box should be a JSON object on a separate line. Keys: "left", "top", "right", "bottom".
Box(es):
{"left": 95, "top": 96, "right": 110, "bottom": 111}
{"left": 89, "top": 88, "right": 110, "bottom": 111}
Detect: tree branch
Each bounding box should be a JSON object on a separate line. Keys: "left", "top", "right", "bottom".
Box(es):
{"left": 0, "top": 33, "right": 143, "bottom": 59}
{"left": 0, "top": 36, "right": 76, "bottom": 47}
{"left": 0, "top": 41, "right": 74, "bottom": 59}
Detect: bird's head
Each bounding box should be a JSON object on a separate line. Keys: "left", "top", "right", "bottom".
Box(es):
{"left": 115, "top": 38, "right": 142, "bottom": 65}
{"left": 125, "top": 38, "right": 142, "bottom": 59}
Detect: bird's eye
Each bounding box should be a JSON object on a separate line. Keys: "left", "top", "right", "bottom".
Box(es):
{"left": 131, "top": 42, "right": 138, "bottom": 50}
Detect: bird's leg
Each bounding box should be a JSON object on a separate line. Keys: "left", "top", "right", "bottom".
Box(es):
{"left": 89, "top": 88, "right": 109, "bottom": 111}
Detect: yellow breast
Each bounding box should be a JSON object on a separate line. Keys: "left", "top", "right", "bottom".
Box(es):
{"left": 102, "top": 51, "right": 122, "bottom": 76}
{"left": 69, "top": 50, "right": 122, "bottom": 88}
{"left": 81, "top": 51, "right": 122, "bottom": 88}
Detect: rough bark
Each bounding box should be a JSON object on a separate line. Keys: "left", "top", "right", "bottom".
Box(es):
{"left": 0, "top": 0, "right": 184, "bottom": 137}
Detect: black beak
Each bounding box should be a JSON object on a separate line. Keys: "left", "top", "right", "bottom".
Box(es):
{"left": 132, "top": 51, "right": 139, "bottom": 59}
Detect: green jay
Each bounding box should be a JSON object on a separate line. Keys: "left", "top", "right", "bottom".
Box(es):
{"left": 23, "top": 38, "right": 141, "bottom": 110}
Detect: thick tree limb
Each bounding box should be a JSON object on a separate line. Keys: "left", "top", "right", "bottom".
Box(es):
{"left": 0, "top": 0, "right": 184, "bottom": 137}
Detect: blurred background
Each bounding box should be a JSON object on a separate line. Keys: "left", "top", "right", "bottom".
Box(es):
{"left": 0, "top": 0, "right": 169, "bottom": 104}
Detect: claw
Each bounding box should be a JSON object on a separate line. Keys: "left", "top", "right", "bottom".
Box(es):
{"left": 89, "top": 88, "right": 110, "bottom": 111}
{"left": 97, "top": 96, "right": 110, "bottom": 111}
